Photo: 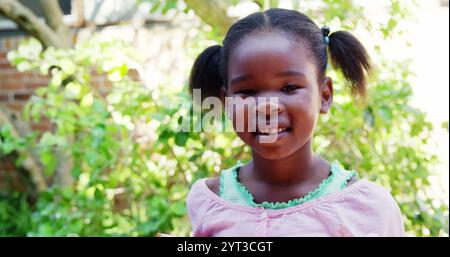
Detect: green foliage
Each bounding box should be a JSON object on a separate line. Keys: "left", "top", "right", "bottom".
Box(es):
{"left": 0, "top": 0, "right": 447, "bottom": 237}
{"left": 0, "top": 192, "right": 32, "bottom": 236}
{"left": 2, "top": 37, "right": 194, "bottom": 236}
{"left": 303, "top": 0, "right": 447, "bottom": 236}
{"left": 1, "top": 34, "right": 246, "bottom": 236}
{"left": 316, "top": 60, "right": 448, "bottom": 236}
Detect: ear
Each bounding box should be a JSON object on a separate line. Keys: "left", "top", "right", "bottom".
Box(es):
{"left": 319, "top": 77, "right": 333, "bottom": 114}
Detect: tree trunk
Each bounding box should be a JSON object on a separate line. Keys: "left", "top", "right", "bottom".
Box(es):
{"left": 0, "top": 0, "right": 70, "bottom": 48}
{"left": 0, "top": 0, "right": 73, "bottom": 190}
{"left": 0, "top": 104, "right": 47, "bottom": 192}
{"left": 184, "top": 0, "right": 235, "bottom": 36}
{"left": 39, "top": 0, "right": 71, "bottom": 48}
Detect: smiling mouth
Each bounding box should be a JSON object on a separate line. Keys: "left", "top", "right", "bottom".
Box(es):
{"left": 254, "top": 127, "right": 291, "bottom": 136}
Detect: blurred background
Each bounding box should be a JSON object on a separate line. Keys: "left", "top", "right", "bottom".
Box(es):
{"left": 0, "top": 0, "right": 448, "bottom": 236}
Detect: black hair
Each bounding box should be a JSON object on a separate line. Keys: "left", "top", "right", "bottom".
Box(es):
{"left": 189, "top": 8, "right": 372, "bottom": 99}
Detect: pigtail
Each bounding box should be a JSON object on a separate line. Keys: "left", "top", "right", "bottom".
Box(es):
{"left": 328, "top": 31, "right": 372, "bottom": 98}
{"left": 189, "top": 45, "right": 223, "bottom": 100}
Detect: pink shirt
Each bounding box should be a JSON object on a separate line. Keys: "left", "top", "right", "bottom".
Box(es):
{"left": 186, "top": 178, "right": 406, "bottom": 237}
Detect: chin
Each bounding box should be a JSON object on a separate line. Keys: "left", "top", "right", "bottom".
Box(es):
{"left": 252, "top": 146, "right": 297, "bottom": 160}
{"left": 237, "top": 130, "right": 308, "bottom": 160}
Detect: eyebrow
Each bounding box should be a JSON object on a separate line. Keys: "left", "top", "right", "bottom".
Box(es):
{"left": 230, "top": 70, "right": 306, "bottom": 85}
{"left": 275, "top": 70, "right": 306, "bottom": 78}
{"left": 230, "top": 75, "right": 253, "bottom": 85}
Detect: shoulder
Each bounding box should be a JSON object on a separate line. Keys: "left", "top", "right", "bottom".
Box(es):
{"left": 187, "top": 177, "right": 220, "bottom": 207}
{"left": 359, "top": 180, "right": 397, "bottom": 202}
{"left": 205, "top": 162, "right": 243, "bottom": 196}
{"left": 335, "top": 179, "right": 405, "bottom": 236}
{"left": 342, "top": 179, "right": 398, "bottom": 205}
{"left": 346, "top": 176, "right": 358, "bottom": 186}
{"left": 205, "top": 177, "right": 221, "bottom": 196}
{"left": 186, "top": 178, "right": 214, "bottom": 235}
{"left": 337, "top": 179, "right": 403, "bottom": 220}
{"left": 188, "top": 162, "right": 237, "bottom": 200}
{"left": 187, "top": 178, "right": 207, "bottom": 201}
{"left": 186, "top": 178, "right": 215, "bottom": 223}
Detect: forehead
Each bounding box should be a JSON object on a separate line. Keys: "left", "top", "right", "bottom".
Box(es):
{"left": 228, "top": 33, "right": 316, "bottom": 83}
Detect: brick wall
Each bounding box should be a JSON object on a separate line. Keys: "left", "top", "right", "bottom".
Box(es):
{"left": 0, "top": 34, "right": 140, "bottom": 191}
{"left": 0, "top": 36, "right": 141, "bottom": 122}
{"left": 1, "top": 36, "right": 49, "bottom": 191}
{"left": 0, "top": 36, "right": 52, "bottom": 132}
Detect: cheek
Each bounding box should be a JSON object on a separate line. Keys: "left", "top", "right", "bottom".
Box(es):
{"left": 229, "top": 100, "right": 257, "bottom": 133}
{"left": 289, "top": 97, "right": 320, "bottom": 131}
{"left": 300, "top": 110, "right": 319, "bottom": 137}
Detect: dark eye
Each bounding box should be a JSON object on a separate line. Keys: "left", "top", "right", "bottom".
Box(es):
{"left": 281, "top": 84, "right": 300, "bottom": 93}
{"left": 235, "top": 89, "right": 256, "bottom": 96}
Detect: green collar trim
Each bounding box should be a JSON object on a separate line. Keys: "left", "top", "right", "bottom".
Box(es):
{"left": 230, "top": 161, "right": 342, "bottom": 210}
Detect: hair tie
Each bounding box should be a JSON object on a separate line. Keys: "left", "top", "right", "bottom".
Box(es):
{"left": 321, "top": 26, "right": 330, "bottom": 45}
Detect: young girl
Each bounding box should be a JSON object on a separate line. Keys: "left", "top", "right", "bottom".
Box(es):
{"left": 186, "top": 8, "right": 405, "bottom": 237}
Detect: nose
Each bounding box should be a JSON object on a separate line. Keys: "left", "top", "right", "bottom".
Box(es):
{"left": 253, "top": 98, "right": 283, "bottom": 116}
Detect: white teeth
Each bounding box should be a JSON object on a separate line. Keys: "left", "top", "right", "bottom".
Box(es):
{"left": 257, "top": 127, "right": 287, "bottom": 135}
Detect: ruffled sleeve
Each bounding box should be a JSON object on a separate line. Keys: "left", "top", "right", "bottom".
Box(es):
{"left": 331, "top": 180, "right": 406, "bottom": 237}
{"left": 186, "top": 179, "right": 212, "bottom": 236}
{"left": 371, "top": 182, "right": 406, "bottom": 236}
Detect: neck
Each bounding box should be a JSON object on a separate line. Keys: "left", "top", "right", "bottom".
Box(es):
{"left": 250, "top": 140, "right": 320, "bottom": 186}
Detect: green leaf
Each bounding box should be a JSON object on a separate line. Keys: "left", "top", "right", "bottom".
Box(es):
{"left": 1, "top": 141, "right": 16, "bottom": 154}
{"left": 16, "top": 61, "right": 32, "bottom": 72}
{"left": 161, "top": 0, "right": 177, "bottom": 15}
{"left": 65, "top": 82, "right": 82, "bottom": 98}
{"left": 39, "top": 63, "right": 51, "bottom": 75}
{"left": 174, "top": 132, "right": 189, "bottom": 146}
{"left": 6, "top": 52, "right": 26, "bottom": 66}
{"left": 169, "top": 202, "right": 186, "bottom": 216}
{"left": 441, "top": 121, "right": 449, "bottom": 131}
{"left": 81, "top": 92, "right": 94, "bottom": 108}
{"left": 59, "top": 59, "right": 76, "bottom": 74}
{"left": 39, "top": 132, "right": 66, "bottom": 147}
{"left": 151, "top": 113, "right": 165, "bottom": 122}
{"left": 36, "top": 87, "right": 48, "bottom": 97}
{"left": 188, "top": 153, "right": 200, "bottom": 162}
{"left": 62, "top": 187, "right": 73, "bottom": 199}
{"left": 1, "top": 124, "right": 13, "bottom": 138}
{"left": 157, "top": 130, "right": 173, "bottom": 144}
{"left": 150, "top": 1, "right": 161, "bottom": 13}
{"left": 40, "top": 150, "right": 57, "bottom": 176}
{"left": 30, "top": 102, "right": 43, "bottom": 122}
{"left": 379, "top": 107, "right": 393, "bottom": 122}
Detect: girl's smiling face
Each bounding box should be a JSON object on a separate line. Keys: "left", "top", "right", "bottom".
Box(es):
{"left": 225, "top": 32, "right": 333, "bottom": 160}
